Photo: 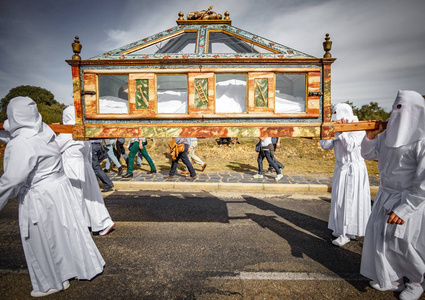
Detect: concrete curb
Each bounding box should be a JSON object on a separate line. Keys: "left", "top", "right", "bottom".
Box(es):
{"left": 113, "top": 181, "right": 338, "bottom": 193}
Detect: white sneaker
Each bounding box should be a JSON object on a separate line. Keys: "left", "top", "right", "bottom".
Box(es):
{"left": 253, "top": 174, "right": 264, "bottom": 179}
{"left": 31, "top": 289, "right": 60, "bottom": 297}
{"left": 347, "top": 234, "right": 356, "bottom": 240}
{"left": 265, "top": 170, "right": 274, "bottom": 175}
{"left": 332, "top": 232, "right": 356, "bottom": 239}
{"left": 31, "top": 281, "right": 70, "bottom": 297}
{"left": 63, "top": 281, "right": 70, "bottom": 290}
{"left": 370, "top": 280, "right": 404, "bottom": 292}
{"left": 332, "top": 235, "right": 350, "bottom": 247}
{"left": 99, "top": 223, "right": 116, "bottom": 236}
{"left": 400, "top": 283, "right": 424, "bottom": 300}
{"left": 275, "top": 174, "right": 283, "bottom": 181}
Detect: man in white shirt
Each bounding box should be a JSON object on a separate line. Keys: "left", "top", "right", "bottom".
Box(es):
{"left": 253, "top": 137, "right": 283, "bottom": 181}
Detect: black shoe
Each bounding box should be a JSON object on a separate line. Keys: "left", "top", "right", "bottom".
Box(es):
{"left": 103, "top": 168, "right": 110, "bottom": 173}
{"left": 118, "top": 166, "right": 123, "bottom": 175}
{"left": 122, "top": 173, "right": 133, "bottom": 178}
{"left": 101, "top": 186, "right": 114, "bottom": 192}
{"left": 148, "top": 170, "right": 157, "bottom": 174}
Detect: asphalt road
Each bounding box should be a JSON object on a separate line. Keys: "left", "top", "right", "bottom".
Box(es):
{"left": 0, "top": 190, "right": 410, "bottom": 299}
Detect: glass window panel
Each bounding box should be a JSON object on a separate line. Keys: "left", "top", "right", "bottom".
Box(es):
{"left": 208, "top": 32, "right": 274, "bottom": 53}
{"left": 157, "top": 75, "right": 187, "bottom": 113}
{"left": 131, "top": 33, "right": 197, "bottom": 55}
{"left": 216, "top": 74, "right": 247, "bottom": 113}
{"left": 98, "top": 75, "right": 129, "bottom": 114}
{"left": 275, "top": 74, "right": 306, "bottom": 113}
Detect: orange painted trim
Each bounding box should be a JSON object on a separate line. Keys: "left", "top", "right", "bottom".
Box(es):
{"left": 0, "top": 124, "right": 73, "bottom": 134}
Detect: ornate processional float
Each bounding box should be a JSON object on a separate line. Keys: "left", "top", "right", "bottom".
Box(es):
{"left": 0, "top": 7, "right": 386, "bottom": 138}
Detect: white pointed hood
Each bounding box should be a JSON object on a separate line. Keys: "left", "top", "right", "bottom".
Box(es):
{"left": 5, "top": 96, "right": 55, "bottom": 143}
{"left": 62, "top": 106, "right": 76, "bottom": 125}
{"left": 331, "top": 103, "right": 359, "bottom": 122}
{"left": 385, "top": 90, "right": 425, "bottom": 148}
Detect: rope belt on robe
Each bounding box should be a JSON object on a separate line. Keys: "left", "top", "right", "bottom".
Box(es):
{"left": 380, "top": 185, "right": 410, "bottom": 239}
{"left": 19, "top": 171, "right": 66, "bottom": 238}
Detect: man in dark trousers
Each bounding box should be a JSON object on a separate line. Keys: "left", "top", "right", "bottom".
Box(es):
{"left": 266, "top": 137, "right": 285, "bottom": 175}
{"left": 168, "top": 138, "right": 196, "bottom": 179}
{"left": 91, "top": 140, "right": 114, "bottom": 192}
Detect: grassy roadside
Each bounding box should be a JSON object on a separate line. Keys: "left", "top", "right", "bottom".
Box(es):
{"left": 130, "top": 138, "right": 379, "bottom": 177}
{"left": 0, "top": 138, "right": 379, "bottom": 177}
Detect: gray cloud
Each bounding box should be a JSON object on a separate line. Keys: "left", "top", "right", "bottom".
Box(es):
{"left": 0, "top": 0, "right": 424, "bottom": 111}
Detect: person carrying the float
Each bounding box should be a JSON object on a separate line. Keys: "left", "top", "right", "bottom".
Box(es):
{"left": 319, "top": 103, "right": 371, "bottom": 246}
{"left": 360, "top": 90, "right": 425, "bottom": 300}
{"left": 56, "top": 106, "right": 116, "bottom": 236}
{"left": 0, "top": 97, "right": 105, "bottom": 297}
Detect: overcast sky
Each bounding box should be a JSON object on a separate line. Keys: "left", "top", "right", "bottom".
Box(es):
{"left": 0, "top": 0, "right": 424, "bottom": 111}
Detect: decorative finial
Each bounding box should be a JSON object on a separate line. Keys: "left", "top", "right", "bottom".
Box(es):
{"left": 178, "top": 11, "right": 184, "bottom": 20}
{"left": 186, "top": 6, "right": 223, "bottom": 21}
{"left": 224, "top": 11, "right": 230, "bottom": 20}
{"left": 323, "top": 33, "right": 332, "bottom": 58}
{"left": 72, "top": 36, "right": 82, "bottom": 61}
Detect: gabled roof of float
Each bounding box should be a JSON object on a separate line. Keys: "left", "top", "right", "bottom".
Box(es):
{"left": 89, "top": 9, "right": 315, "bottom": 60}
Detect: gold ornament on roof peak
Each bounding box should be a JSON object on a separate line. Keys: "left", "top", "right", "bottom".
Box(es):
{"left": 187, "top": 6, "right": 222, "bottom": 20}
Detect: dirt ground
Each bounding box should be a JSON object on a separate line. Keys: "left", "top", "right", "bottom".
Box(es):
{"left": 0, "top": 137, "right": 379, "bottom": 177}
{"left": 121, "top": 137, "right": 379, "bottom": 176}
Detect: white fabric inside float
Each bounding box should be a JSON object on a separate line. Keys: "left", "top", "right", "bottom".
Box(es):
{"left": 157, "top": 91, "right": 188, "bottom": 113}
{"left": 275, "top": 92, "right": 304, "bottom": 113}
{"left": 99, "top": 96, "right": 128, "bottom": 114}
{"left": 98, "top": 83, "right": 305, "bottom": 114}
{"left": 216, "top": 79, "right": 247, "bottom": 113}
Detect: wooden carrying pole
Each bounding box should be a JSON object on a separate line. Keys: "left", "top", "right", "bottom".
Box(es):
{"left": 333, "top": 120, "right": 387, "bottom": 132}
{"left": 0, "top": 123, "right": 73, "bottom": 133}
{"left": 0, "top": 121, "right": 386, "bottom": 136}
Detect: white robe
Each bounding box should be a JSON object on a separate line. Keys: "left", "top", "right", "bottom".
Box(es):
{"left": 56, "top": 133, "right": 114, "bottom": 232}
{"left": 320, "top": 130, "right": 371, "bottom": 237}
{"left": 0, "top": 133, "right": 105, "bottom": 293}
{"left": 360, "top": 131, "right": 425, "bottom": 289}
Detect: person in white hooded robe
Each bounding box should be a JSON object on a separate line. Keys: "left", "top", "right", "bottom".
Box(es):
{"left": 0, "top": 97, "right": 105, "bottom": 297}
{"left": 55, "top": 106, "right": 115, "bottom": 236}
{"left": 320, "top": 103, "right": 371, "bottom": 247}
{"left": 360, "top": 90, "right": 425, "bottom": 300}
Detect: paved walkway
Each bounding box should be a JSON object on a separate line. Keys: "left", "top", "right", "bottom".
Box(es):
{"left": 107, "top": 169, "right": 381, "bottom": 193}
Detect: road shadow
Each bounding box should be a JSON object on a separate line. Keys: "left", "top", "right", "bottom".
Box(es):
{"left": 105, "top": 190, "right": 230, "bottom": 223}
{"left": 226, "top": 162, "right": 257, "bottom": 173}
{"left": 243, "top": 195, "right": 330, "bottom": 240}
{"left": 319, "top": 196, "right": 331, "bottom": 203}
{"left": 243, "top": 195, "right": 368, "bottom": 292}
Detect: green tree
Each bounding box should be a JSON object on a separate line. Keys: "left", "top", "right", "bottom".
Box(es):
{"left": 355, "top": 102, "right": 391, "bottom": 121}
{"left": 0, "top": 85, "right": 66, "bottom": 123}
{"left": 343, "top": 101, "right": 391, "bottom": 121}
